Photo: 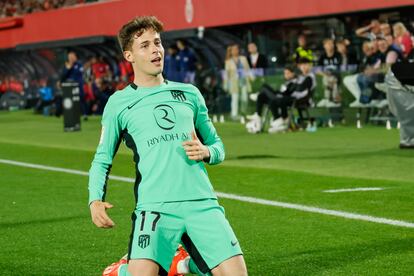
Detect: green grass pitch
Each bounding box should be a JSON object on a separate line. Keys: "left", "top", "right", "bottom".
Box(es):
{"left": 0, "top": 110, "right": 413, "bottom": 275}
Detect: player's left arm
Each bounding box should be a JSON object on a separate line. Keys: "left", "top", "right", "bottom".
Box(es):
{"left": 183, "top": 88, "right": 225, "bottom": 165}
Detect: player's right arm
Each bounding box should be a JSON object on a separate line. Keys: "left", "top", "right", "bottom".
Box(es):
{"left": 88, "top": 98, "right": 122, "bottom": 228}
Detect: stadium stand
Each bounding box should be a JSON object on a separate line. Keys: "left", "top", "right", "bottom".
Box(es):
{"left": 0, "top": 0, "right": 103, "bottom": 18}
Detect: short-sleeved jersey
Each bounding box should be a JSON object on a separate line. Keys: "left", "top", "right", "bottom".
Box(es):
{"left": 88, "top": 81, "right": 225, "bottom": 208}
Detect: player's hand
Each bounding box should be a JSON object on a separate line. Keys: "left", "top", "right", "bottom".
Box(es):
{"left": 182, "top": 131, "right": 210, "bottom": 162}
{"left": 89, "top": 200, "right": 115, "bottom": 228}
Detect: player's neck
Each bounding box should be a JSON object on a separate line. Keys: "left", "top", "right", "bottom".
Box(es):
{"left": 133, "top": 74, "right": 164, "bottom": 88}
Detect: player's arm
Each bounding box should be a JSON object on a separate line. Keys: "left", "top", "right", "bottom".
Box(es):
{"left": 183, "top": 88, "right": 225, "bottom": 165}
{"left": 88, "top": 99, "right": 122, "bottom": 228}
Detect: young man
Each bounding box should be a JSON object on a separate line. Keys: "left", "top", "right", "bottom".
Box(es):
{"left": 245, "top": 65, "right": 298, "bottom": 133}
{"left": 88, "top": 16, "right": 247, "bottom": 276}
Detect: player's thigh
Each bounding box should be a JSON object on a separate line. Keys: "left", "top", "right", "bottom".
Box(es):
{"left": 129, "top": 210, "right": 184, "bottom": 273}
{"left": 182, "top": 200, "right": 243, "bottom": 273}
{"left": 211, "top": 255, "right": 248, "bottom": 276}
{"left": 127, "top": 259, "right": 159, "bottom": 276}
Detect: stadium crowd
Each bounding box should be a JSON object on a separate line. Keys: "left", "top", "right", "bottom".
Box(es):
{"left": 242, "top": 19, "right": 414, "bottom": 133}
{"left": 1, "top": 16, "right": 413, "bottom": 134}
{"left": 0, "top": 0, "right": 102, "bottom": 18}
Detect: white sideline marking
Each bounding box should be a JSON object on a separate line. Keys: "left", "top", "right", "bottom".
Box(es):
{"left": 1, "top": 158, "right": 414, "bottom": 229}
{"left": 323, "top": 187, "right": 385, "bottom": 193}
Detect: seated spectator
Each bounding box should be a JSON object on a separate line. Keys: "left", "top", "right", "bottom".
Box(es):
{"left": 393, "top": 22, "right": 413, "bottom": 58}
{"left": 316, "top": 38, "right": 342, "bottom": 108}
{"left": 336, "top": 39, "right": 358, "bottom": 68}
{"left": 245, "top": 65, "right": 298, "bottom": 133}
{"left": 374, "top": 37, "right": 404, "bottom": 94}
{"left": 343, "top": 41, "right": 382, "bottom": 107}
{"left": 247, "top": 58, "right": 316, "bottom": 133}
{"left": 384, "top": 34, "right": 405, "bottom": 59}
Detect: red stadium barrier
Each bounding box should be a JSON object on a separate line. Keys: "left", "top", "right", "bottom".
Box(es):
{"left": 0, "top": 0, "right": 413, "bottom": 49}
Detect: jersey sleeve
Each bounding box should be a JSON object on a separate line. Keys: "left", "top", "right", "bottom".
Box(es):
{"left": 193, "top": 88, "right": 225, "bottom": 165}
{"left": 88, "top": 98, "right": 123, "bottom": 205}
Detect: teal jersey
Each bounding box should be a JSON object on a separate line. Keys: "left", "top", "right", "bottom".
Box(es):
{"left": 88, "top": 81, "right": 225, "bottom": 207}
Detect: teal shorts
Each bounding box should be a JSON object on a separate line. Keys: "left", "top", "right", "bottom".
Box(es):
{"left": 127, "top": 199, "right": 242, "bottom": 274}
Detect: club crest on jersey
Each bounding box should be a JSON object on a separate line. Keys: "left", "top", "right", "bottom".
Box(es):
{"left": 171, "top": 90, "right": 186, "bottom": 102}
{"left": 153, "top": 104, "right": 176, "bottom": 130}
{"left": 138, "top": 234, "right": 150, "bottom": 249}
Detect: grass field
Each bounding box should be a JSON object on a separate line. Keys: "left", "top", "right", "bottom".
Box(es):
{"left": 1, "top": 110, "right": 414, "bottom": 275}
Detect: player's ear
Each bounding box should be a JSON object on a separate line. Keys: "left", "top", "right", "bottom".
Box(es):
{"left": 124, "top": 50, "right": 134, "bottom": 63}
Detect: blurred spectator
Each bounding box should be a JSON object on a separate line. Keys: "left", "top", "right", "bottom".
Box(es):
{"left": 245, "top": 65, "right": 298, "bottom": 133}
{"left": 34, "top": 78, "right": 53, "bottom": 115}
{"left": 90, "top": 56, "right": 111, "bottom": 81}
{"left": 316, "top": 38, "right": 342, "bottom": 107}
{"left": 163, "top": 45, "right": 180, "bottom": 82}
{"left": 384, "top": 34, "right": 404, "bottom": 59}
{"left": 336, "top": 39, "right": 358, "bottom": 67}
{"left": 269, "top": 58, "right": 316, "bottom": 133}
{"left": 83, "top": 80, "right": 95, "bottom": 113}
{"left": 380, "top": 23, "right": 392, "bottom": 37}
{"left": 292, "top": 33, "right": 313, "bottom": 63}
{"left": 0, "top": 0, "right": 101, "bottom": 18}
{"left": 224, "top": 44, "right": 253, "bottom": 121}
{"left": 377, "top": 37, "right": 402, "bottom": 66}
{"left": 355, "top": 19, "right": 382, "bottom": 40}
{"left": 194, "top": 62, "right": 215, "bottom": 100}
{"left": 60, "top": 50, "right": 87, "bottom": 119}
{"left": 247, "top": 42, "right": 268, "bottom": 76}
{"left": 118, "top": 58, "right": 134, "bottom": 82}
{"left": 0, "top": 76, "right": 24, "bottom": 94}
{"left": 91, "top": 77, "right": 112, "bottom": 114}
{"left": 176, "top": 40, "right": 197, "bottom": 83}
{"left": 343, "top": 41, "right": 383, "bottom": 107}
{"left": 374, "top": 37, "right": 404, "bottom": 93}
{"left": 392, "top": 22, "right": 413, "bottom": 58}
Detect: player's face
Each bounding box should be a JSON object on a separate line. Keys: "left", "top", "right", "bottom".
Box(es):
{"left": 126, "top": 28, "right": 164, "bottom": 77}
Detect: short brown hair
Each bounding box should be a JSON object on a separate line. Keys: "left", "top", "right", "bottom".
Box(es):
{"left": 117, "top": 16, "right": 164, "bottom": 52}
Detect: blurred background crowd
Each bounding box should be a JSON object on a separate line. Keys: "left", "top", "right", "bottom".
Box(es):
{"left": 0, "top": 1, "right": 413, "bottom": 134}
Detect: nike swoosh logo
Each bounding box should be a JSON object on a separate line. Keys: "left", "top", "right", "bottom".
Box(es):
{"left": 231, "top": 240, "right": 238, "bottom": 246}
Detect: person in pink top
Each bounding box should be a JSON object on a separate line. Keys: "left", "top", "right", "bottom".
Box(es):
{"left": 393, "top": 22, "right": 413, "bottom": 58}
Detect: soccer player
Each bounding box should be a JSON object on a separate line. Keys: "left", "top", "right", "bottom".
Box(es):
{"left": 88, "top": 16, "right": 247, "bottom": 276}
